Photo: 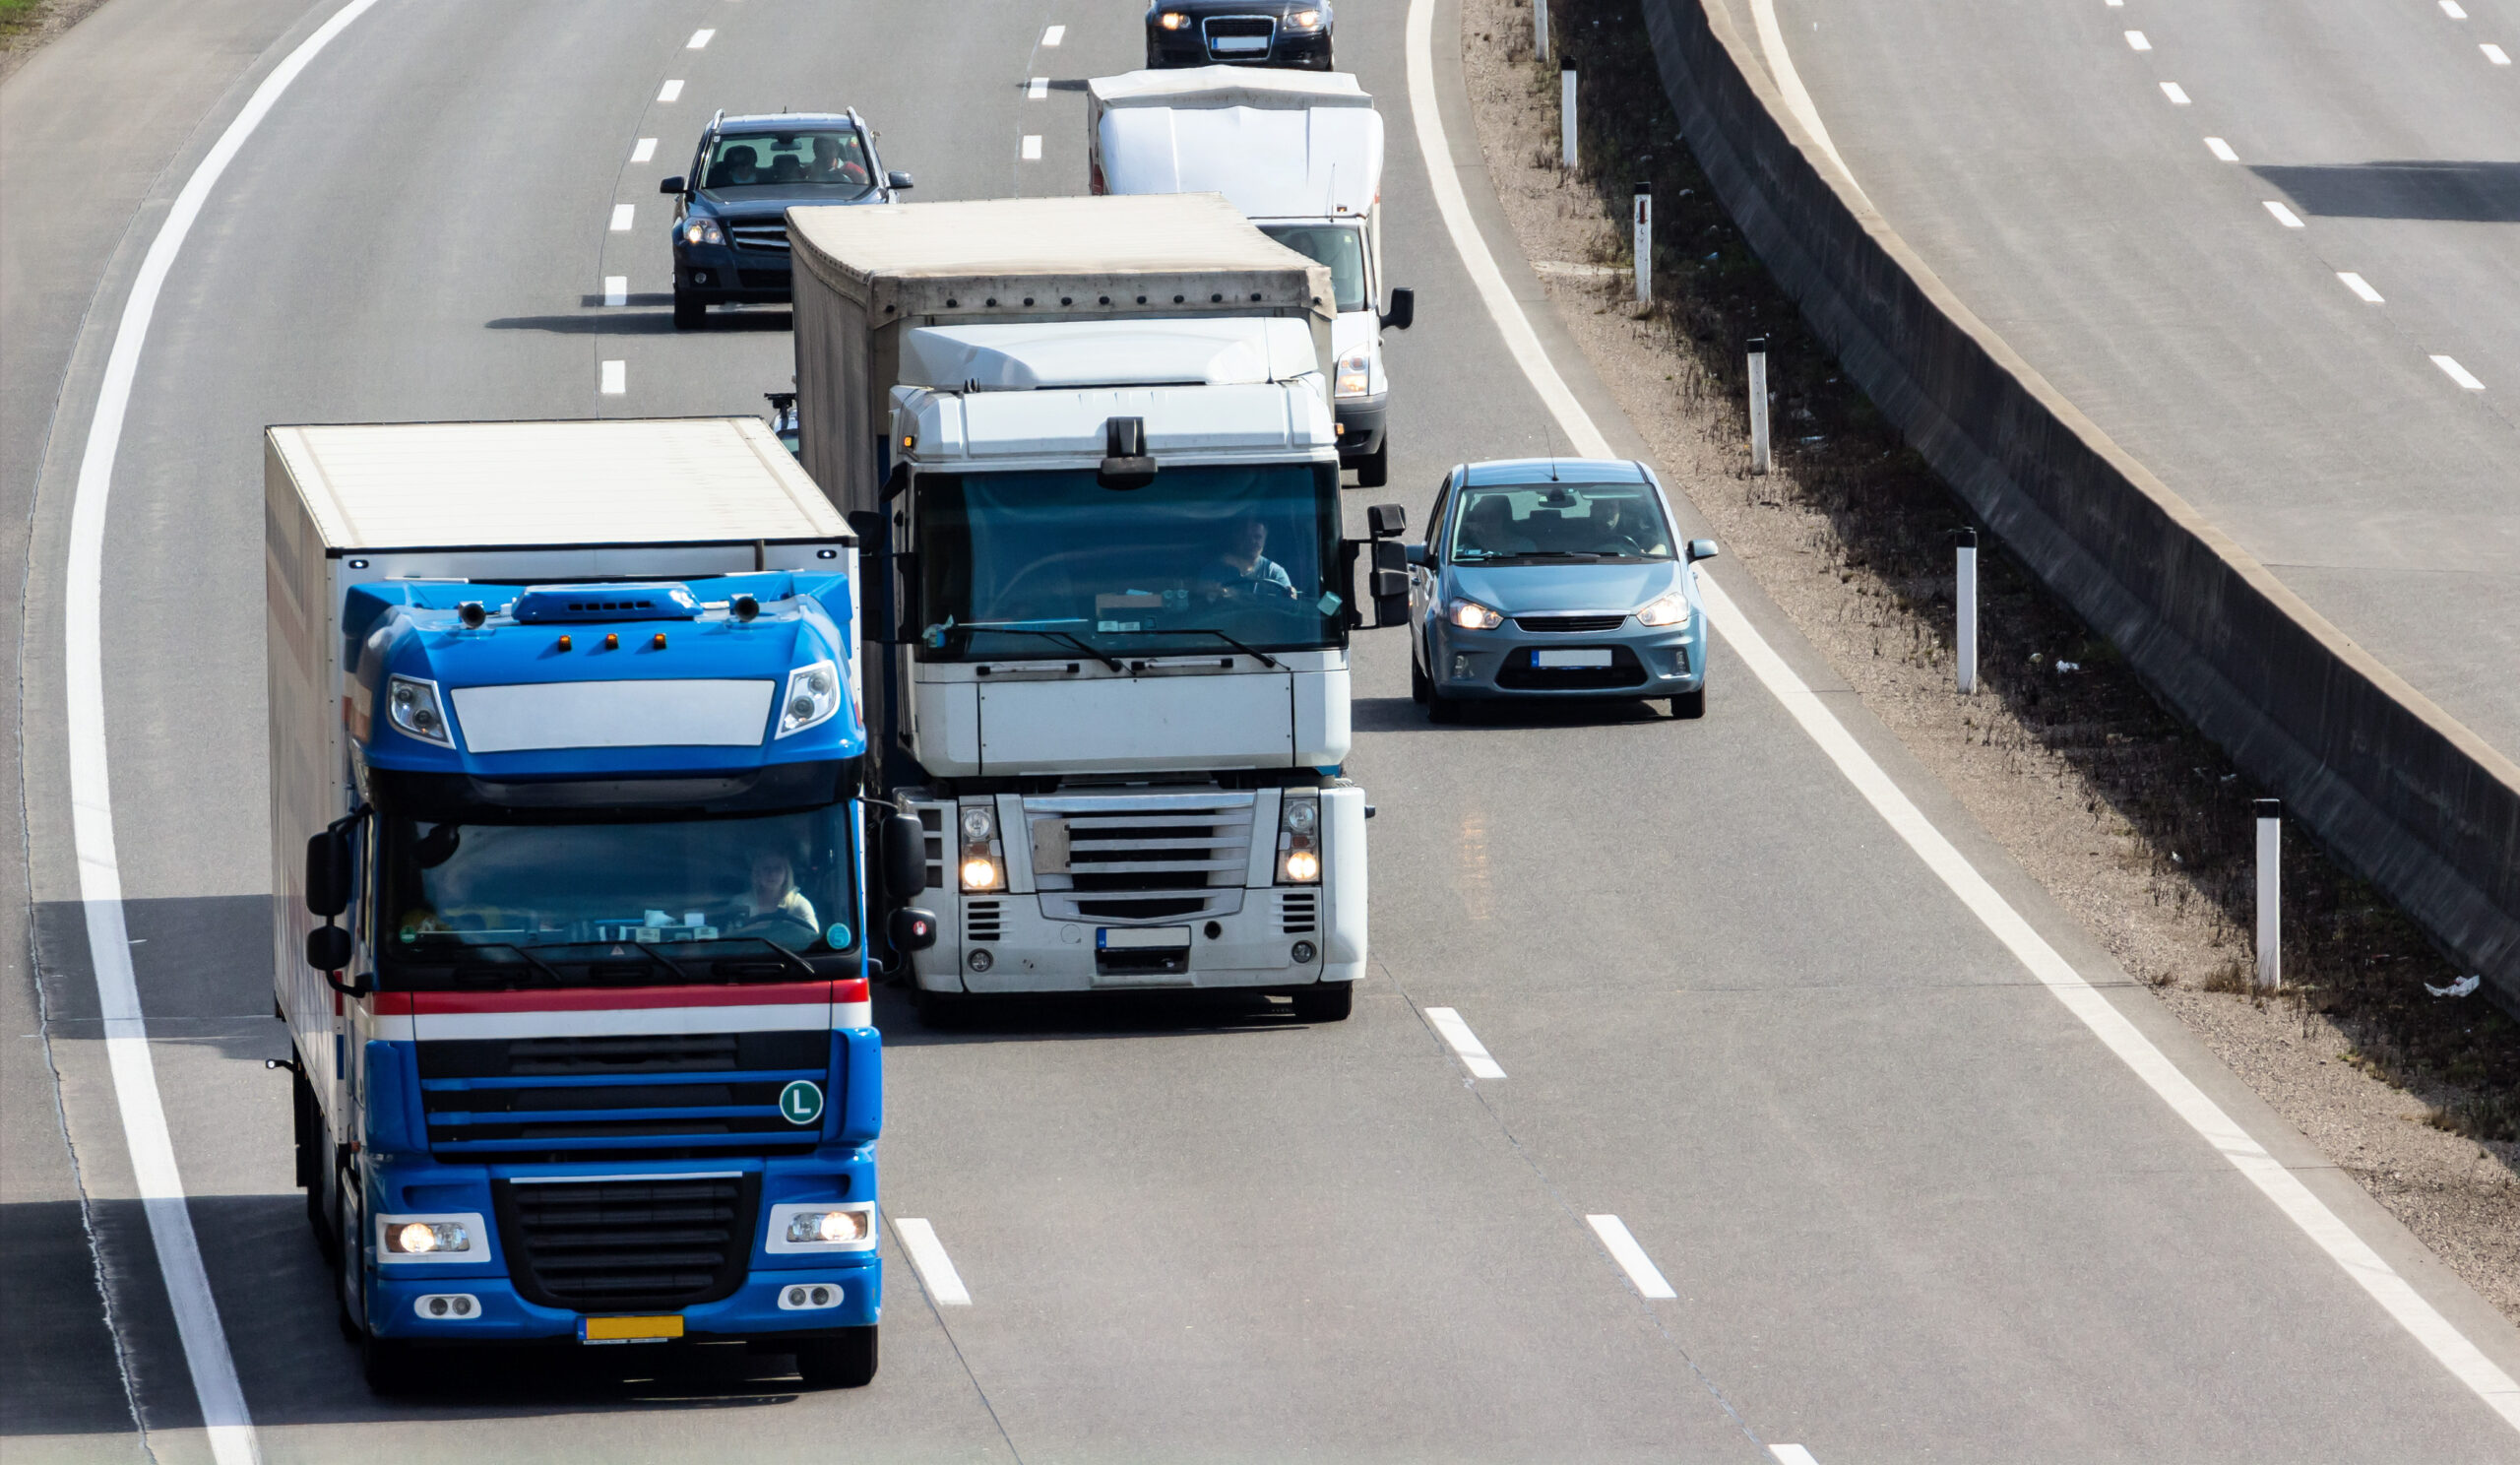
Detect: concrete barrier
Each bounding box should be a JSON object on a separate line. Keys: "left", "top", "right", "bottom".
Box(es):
{"left": 1639, "top": 0, "right": 2520, "bottom": 1008}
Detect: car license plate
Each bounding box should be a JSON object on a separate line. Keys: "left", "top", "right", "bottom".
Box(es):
{"left": 1534, "top": 648, "right": 1613, "bottom": 669}
{"left": 580, "top": 1314, "right": 683, "bottom": 1345}
{"left": 1210, "top": 33, "right": 1269, "bottom": 51}
{"left": 1098, "top": 926, "right": 1192, "bottom": 951}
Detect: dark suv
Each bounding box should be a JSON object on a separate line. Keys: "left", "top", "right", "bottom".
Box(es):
{"left": 661, "top": 110, "right": 911, "bottom": 329}
{"left": 1145, "top": 2, "right": 1335, "bottom": 69}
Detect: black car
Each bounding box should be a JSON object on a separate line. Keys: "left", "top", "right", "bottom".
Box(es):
{"left": 1145, "top": 1, "right": 1334, "bottom": 70}
{"left": 660, "top": 110, "right": 912, "bottom": 329}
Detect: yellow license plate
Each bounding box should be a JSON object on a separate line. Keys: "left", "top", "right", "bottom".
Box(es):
{"left": 580, "top": 1314, "right": 684, "bottom": 1343}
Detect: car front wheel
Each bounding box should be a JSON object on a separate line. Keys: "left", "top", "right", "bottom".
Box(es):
{"left": 672, "top": 288, "right": 705, "bottom": 330}
{"left": 1670, "top": 688, "right": 1706, "bottom": 720}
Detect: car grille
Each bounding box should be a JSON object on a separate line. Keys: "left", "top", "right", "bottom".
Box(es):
{"left": 1203, "top": 15, "right": 1276, "bottom": 55}
{"left": 1513, "top": 613, "right": 1628, "bottom": 633}
{"left": 727, "top": 219, "right": 788, "bottom": 252}
{"left": 495, "top": 1175, "right": 757, "bottom": 1312}
{"left": 417, "top": 1032, "right": 828, "bottom": 1161}
{"left": 1027, "top": 792, "right": 1254, "bottom": 924}
{"left": 1495, "top": 645, "right": 1651, "bottom": 690}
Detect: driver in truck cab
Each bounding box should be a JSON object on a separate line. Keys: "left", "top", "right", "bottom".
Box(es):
{"left": 1197, "top": 512, "right": 1295, "bottom": 600}
{"left": 735, "top": 847, "right": 819, "bottom": 939}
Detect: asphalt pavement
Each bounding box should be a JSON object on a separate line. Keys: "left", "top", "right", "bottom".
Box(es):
{"left": 6, "top": 0, "right": 2520, "bottom": 1460}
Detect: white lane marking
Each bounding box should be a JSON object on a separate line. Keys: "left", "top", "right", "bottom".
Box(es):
{"left": 600, "top": 360, "right": 627, "bottom": 395}
{"left": 603, "top": 276, "right": 628, "bottom": 306}
{"left": 1423, "top": 1006, "right": 1506, "bottom": 1078}
{"left": 2486, "top": 42, "right": 2511, "bottom": 63}
{"left": 2204, "top": 136, "right": 2237, "bottom": 161}
{"left": 2125, "top": 29, "right": 2151, "bottom": 49}
{"left": 2432, "top": 354, "right": 2486, "bottom": 390}
{"left": 2160, "top": 80, "right": 2191, "bottom": 102}
{"left": 894, "top": 1217, "right": 972, "bottom": 1305}
{"left": 2338, "top": 272, "right": 2384, "bottom": 303}
{"left": 1584, "top": 1215, "right": 1678, "bottom": 1300}
{"left": 631, "top": 137, "right": 657, "bottom": 163}
{"left": 1021, "top": 134, "right": 1043, "bottom": 160}
{"left": 2442, "top": 0, "right": 2468, "bottom": 16}
{"left": 687, "top": 27, "right": 714, "bottom": 47}
{"left": 2106, "top": 0, "right": 2123, "bottom": 7}
{"left": 658, "top": 78, "right": 684, "bottom": 102}
{"left": 2263, "top": 199, "right": 2304, "bottom": 227}
{"left": 1404, "top": 0, "right": 2520, "bottom": 1432}
{"left": 609, "top": 203, "right": 635, "bottom": 231}
{"left": 1041, "top": 23, "right": 1065, "bottom": 44}
{"left": 1746, "top": 0, "right": 1868, "bottom": 204}
{"left": 1028, "top": 76, "right": 1048, "bottom": 99}
{"left": 1771, "top": 1449, "right": 1822, "bottom": 1465}
{"left": 67, "top": 4, "right": 386, "bottom": 1462}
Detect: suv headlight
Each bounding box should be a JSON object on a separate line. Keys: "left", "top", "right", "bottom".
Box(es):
{"left": 1636, "top": 591, "right": 1693, "bottom": 628}
{"left": 1285, "top": 8, "right": 1327, "bottom": 30}
{"left": 1158, "top": 10, "right": 1191, "bottom": 29}
{"left": 1278, "top": 793, "right": 1322, "bottom": 884}
{"left": 383, "top": 1219, "right": 472, "bottom": 1254}
{"left": 1335, "top": 346, "right": 1371, "bottom": 399}
{"left": 776, "top": 660, "right": 840, "bottom": 737}
{"left": 682, "top": 216, "right": 725, "bottom": 247}
{"left": 959, "top": 802, "right": 1000, "bottom": 891}
{"left": 1448, "top": 599, "right": 1503, "bottom": 630}
{"left": 386, "top": 674, "right": 455, "bottom": 747}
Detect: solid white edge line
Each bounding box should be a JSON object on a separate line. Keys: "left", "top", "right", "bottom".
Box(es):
{"left": 67, "top": 6, "right": 386, "bottom": 1460}
{"left": 2203, "top": 136, "right": 2237, "bottom": 161}
{"left": 1770, "top": 1447, "right": 1821, "bottom": 1465}
{"left": 1745, "top": 0, "right": 1866, "bottom": 204}
{"left": 2432, "top": 354, "right": 2486, "bottom": 390}
{"left": 631, "top": 137, "right": 657, "bottom": 162}
{"left": 2263, "top": 199, "right": 2304, "bottom": 227}
{"left": 1423, "top": 1006, "right": 1506, "bottom": 1078}
{"left": 893, "top": 1217, "right": 972, "bottom": 1306}
{"left": 2337, "top": 272, "right": 2383, "bottom": 304}
{"left": 2161, "top": 80, "right": 2191, "bottom": 102}
{"left": 1584, "top": 1215, "right": 1678, "bottom": 1299}
{"left": 1403, "top": 0, "right": 2520, "bottom": 1433}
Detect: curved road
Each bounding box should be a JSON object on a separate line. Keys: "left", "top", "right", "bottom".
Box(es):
{"left": 6, "top": 0, "right": 2519, "bottom": 1461}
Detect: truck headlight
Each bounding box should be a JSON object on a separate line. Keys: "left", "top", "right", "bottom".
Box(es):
{"left": 1285, "top": 8, "right": 1326, "bottom": 31}
{"left": 959, "top": 803, "right": 1000, "bottom": 891}
{"left": 1158, "top": 10, "right": 1191, "bottom": 28}
{"left": 1278, "top": 794, "right": 1322, "bottom": 884}
{"left": 386, "top": 675, "right": 455, "bottom": 747}
{"left": 682, "top": 216, "right": 724, "bottom": 246}
{"left": 1636, "top": 591, "right": 1692, "bottom": 628}
{"left": 1335, "top": 346, "right": 1371, "bottom": 398}
{"left": 776, "top": 660, "right": 840, "bottom": 736}
{"left": 788, "top": 1210, "right": 869, "bottom": 1244}
{"left": 769, "top": 1202, "right": 878, "bottom": 1252}
{"left": 385, "top": 1220, "right": 471, "bottom": 1254}
{"left": 1448, "top": 599, "right": 1503, "bottom": 630}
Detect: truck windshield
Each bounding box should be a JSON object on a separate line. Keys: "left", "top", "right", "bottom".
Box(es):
{"left": 1259, "top": 223, "right": 1366, "bottom": 313}
{"left": 918, "top": 464, "right": 1346, "bottom": 661}
{"left": 376, "top": 804, "right": 856, "bottom": 986}
{"left": 1449, "top": 480, "right": 1675, "bottom": 563}
{"left": 704, "top": 129, "right": 873, "bottom": 192}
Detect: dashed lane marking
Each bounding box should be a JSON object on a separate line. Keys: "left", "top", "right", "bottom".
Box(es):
{"left": 2204, "top": 136, "right": 2237, "bottom": 161}
{"left": 2124, "top": 29, "right": 2151, "bottom": 49}
{"left": 687, "top": 28, "right": 714, "bottom": 47}
{"left": 895, "top": 1218, "right": 972, "bottom": 1306}
{"left": 604, "top": 276, "right": 627, "bottom": 306}
{"left": 1770, "top": 1448, "right": 1821, "bottom": 1465}
{"left": 1423, "top": 1007, "right": 1505, "bottom": 1078}
{"left": 600, "top": 359, "right": 626, "bottom": 395}
{"left": 2263, "top": 199, "right": 2304, "bottom": 227}
{"left": 1041, "top": 23, "right": 1065, "bottom": 45}
{"left": 2433, "top": 354, "right": 2486, "bottom": 390}
{"left": 631, "top": 137, "right": 657, "bottom": 162}
{"left": 2338, "top": 272, "right": 2383, "bottom": 303}
{"left": 658, "top": 78, "right": 684, "bottom": 102}
{"left": 1584, "top": 1216, "right": 1677, "bottom": 1300}
{"left": 2442, "top": 0, "right": 2468, "bottom": 16}
{"left": 2486, "top": 42, "right": 2511, "bottom": 63}
{"left": 2160, "top": 80, "right": 2191, "bottom": 102}
{"left": 609, "top": 203, "right": 635, "bottom": 231}
{"left": 1021, "top": 134, "right": 1042, "bottom": 160}
{"left": 1029, "top": 76, "right": 1048, "bottom": 99}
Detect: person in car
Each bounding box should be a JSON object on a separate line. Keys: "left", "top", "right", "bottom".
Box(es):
{"left": 808, "top": 134, "right": 868, "bottom": 185}
{"left": 1460, "top": 495, "right": 1536, "bottom": 555}
{"left": 710, "top": 144, "right": 764, "bottom": 188}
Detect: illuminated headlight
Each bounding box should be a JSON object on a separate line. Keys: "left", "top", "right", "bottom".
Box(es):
{"left": 769, "top": 1202, "right": 878, "bottom": 1252}
{"left": 776, "top": 660, "right": 840, "bottom": 737}
{"left": 1285, "top": 8, "right": 1327, "bottom": 30}
{"left": 386, "top": 675, "right": 454, "bottom": 747}
{"left": 1279, "top": 794, "right": 1322, "bottom": 884}
{"left": 960, "top": 857, "right": 1001, "bottom": 890}
{"left": 958, "top": 803, "right": 1000, "bottom": 890}
{"left": 1335, "top": 345, "right": 1371, "bottom": 398}
{"left": 1448, "top": 599, "right": 1503, "bottom": 630}
{"left": 1158, "top": 10, "right": 1191, "bottom": 28}
{"left": 682, "top": 217, "right": 724, "bottom": 246}
{"left": 1636, "top": 591, "right": 1693, "bottom": 628}
{"left": 385, "top": 1220, "right": 471, "bottom": 1255}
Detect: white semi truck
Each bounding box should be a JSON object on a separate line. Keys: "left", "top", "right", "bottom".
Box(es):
{"left": 788, "top": 194, "right": 1411, "bottom": 1022}
{"left": 1088, "top": 66, "right": 1413, "bottom": 487}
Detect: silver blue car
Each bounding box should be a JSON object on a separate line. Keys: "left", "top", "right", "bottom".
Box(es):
{"left": 1407, "top": 459, "right": 1718, "bottom": 722}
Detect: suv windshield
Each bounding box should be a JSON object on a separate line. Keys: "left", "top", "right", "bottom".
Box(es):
{"left": 918, "top": 465, "right": 1346, "bottom": 661}
{"left": 377, "top": 804, "right": 856, "bottom": 986}
{"left": 1259, "top": 223, "right": 1366, "bottom": 313}
{"left": 1449, "top": 481, "right": 1674, "bottom": 563}
{"left": 704, "top": 129, "right": 871, "bottom": 191}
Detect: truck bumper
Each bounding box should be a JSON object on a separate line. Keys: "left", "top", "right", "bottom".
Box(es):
{"left": 1334, "top": 395, "right": 1387, "bottom": 461}
{"left": 370, "top": 1254, "right": 880, "bottom": 1342}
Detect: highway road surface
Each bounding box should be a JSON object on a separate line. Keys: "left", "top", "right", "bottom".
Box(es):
{"left": 5, "top": 0, "right": 2518, "bottom": 1460}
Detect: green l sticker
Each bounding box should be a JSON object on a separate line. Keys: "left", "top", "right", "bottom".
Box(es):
{"left": 778, "top": 1080, "right": 825, "bottom": 1126}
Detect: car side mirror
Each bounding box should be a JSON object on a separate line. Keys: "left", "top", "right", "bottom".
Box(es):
{"left": 886, "top": 170, "right": 914, "bottom": 190}
{"left": 305, "top": 830, "right": 350, "bottom": 917}
{"left": 1367, "top": 503, "right": 1406, "bottom": 539}
{"left": 882, "top": 812, "right": 927, "bottom": 898}
{"left": 305, "top": 924, "right": 352, "bottom": 973}
{"left": 659, "top": 175, "right": 686, "bottom": 195}
{"left": 1686, "top": 539, "right": 1721, "bottom": 563}
{"left": 889, "top": 907, "right": 939, "bottom": 953}
{"left": 1380, "top": 287, "right": 1415, "bottom": 332}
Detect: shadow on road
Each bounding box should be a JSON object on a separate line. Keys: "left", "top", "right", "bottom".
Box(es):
{"left": 869, "top": 981, "right": 1316, "bottom": 1047}
{"left": 483, "top": 309, "right": 792, "bottom": 335}
{"left": 2250, "top": 160, "right": 2520, "bottom": 223}
{"left": 1352, "top": 693, "right": 1674, "bottom": 732}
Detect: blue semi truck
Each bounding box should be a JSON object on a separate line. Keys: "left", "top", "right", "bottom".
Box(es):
{"left": 265, "top": 418, "right": 913, "bottom": 1390}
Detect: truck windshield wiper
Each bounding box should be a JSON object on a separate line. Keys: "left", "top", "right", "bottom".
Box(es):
{"left": 449, "top": 942, "right": 570, "bottom": 987}
{"left": 926, "top": 617, "right": 1123, "bottom": 671}
{"left": 751, "top": 938, "right": 817, "bottom": 980}
{"left": 1135, "top": 627, "right": 1281, "bottom": 669}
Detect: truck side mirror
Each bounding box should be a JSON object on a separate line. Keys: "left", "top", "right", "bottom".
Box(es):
{"left": 1686, "top": 539, "right": 1721, "bottom": 563}
{"left": 305, "top": 924, "right": 352, "bottom": 973}
{"left": 305, "top": 830, "right": 351, "bottom": 918}
{"left": 1380, "top": 287, "right": 1415, "bottom": 331}
{"left": 882, "top": 812, "right": 927, "bottom": 898}
{"left": 887, "top": 171, "right": 915, "bottom": 190}
{"left": 1404, "top": 541, "right": 1429, "bottom": 567}
{"left": 889, "top": 907, "right": 939, "bottom": 953}
{"left": 659, "top": 176, "right": 686, "bottom": 195}
{"left": 1367, "top": 503, "right": 1406, "bottom": 539}
{"left": 1369, "top": 541, "right": 1410, "bottom": 626}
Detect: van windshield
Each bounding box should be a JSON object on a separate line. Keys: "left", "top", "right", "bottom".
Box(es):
{"left": 1259, "top": 222, "right": 1366, "bottom": 312}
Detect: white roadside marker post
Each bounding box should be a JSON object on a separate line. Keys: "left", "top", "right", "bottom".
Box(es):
{"left": 1536, "top": 0, "right": 1549, "bottom": 61}
{"left": 1747, "top": 335, "right": 1772, "bottom": 474}
{"left": 1955, "top": 527, "right": 1978, "bottom": 693}
{"left": 1633, "top": 182, "right": 1652, "bottom": 304}
{"left": 2256, "top": 798, "right": 2282, "bottom": 990}
{"left": 1561, "top": 67, "right": 1578, "bottom": 169}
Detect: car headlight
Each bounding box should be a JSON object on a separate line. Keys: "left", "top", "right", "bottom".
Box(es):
{"left": 1636, "top": 591, "right": 1693, "bottom": 628}
{"left": 386, "top": 674, "right": 455, "bottom": 747}
{"left": 1285, "top": 7, "right": 1327, "bottom": 30}
{"left": 384, "top": 1220, "right": 471, "bottom": 1255}
{"left": 959, "top": 803, "right": 1000, "bottom": 891}
{"left": 1335, "top": 345, "right": 1371, "bottom": 399}
{"left": 682, "top": 216, "right": 724, "bottom": 246}
{"left": 1158, "top": 10, "right": 1191, "bottom": 29}
{"left": 1279, "top": 794, "right": 1322, "bottom": 884}
{"left": 776, "top": 660, "right": 840, "bottom": 737}
{"left": 1448, "top": 599, "right": 1503, "bottom": 630}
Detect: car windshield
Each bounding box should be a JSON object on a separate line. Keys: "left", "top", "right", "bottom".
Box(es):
{"left": 1449, "top": 480, "right": 1674, "bottom": 563}
{"left": 1259, "top": 223, "right": 1366, "bottom": 313}
{"left": 704, "top": 129, "right": 871, "bottom": 192}
{"left": 377, "top": 804, "right": 856, "bottom": 981}
{"left": 917, "top": 465, "right": 1346, "bottom": 660}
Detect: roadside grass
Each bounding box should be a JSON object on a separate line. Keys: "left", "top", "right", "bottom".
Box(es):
{"left": 1, "top": 0, "right": 56, "bottom": 47}
{"left": 1507, "top": 0, "right": 2520, "bottom": 1141}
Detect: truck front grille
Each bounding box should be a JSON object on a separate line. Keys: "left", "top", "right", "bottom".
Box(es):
{"left": 1026, "top": 792, "right": 1254, "bottom": 924}
{"left": 494, "top": 1175, "right": 756, "bottom": 1312}
{"left": 1280, "top": 891, "right": 1318, "bottom": 934}
{"left": 418, "top": 1032, "right": 828, "bottom": 1162}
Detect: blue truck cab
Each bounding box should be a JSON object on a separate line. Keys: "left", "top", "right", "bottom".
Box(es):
{"left": 265, "top": 418, "right": 885, "bottom": 1390}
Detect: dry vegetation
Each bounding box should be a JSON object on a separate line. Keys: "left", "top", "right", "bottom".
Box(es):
{"left": 1461, "top": 0, "right": 2518, "bottom": 1317}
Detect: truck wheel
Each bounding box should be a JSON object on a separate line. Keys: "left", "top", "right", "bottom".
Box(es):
{"left": 795, "top": 1326, "right": 878, "bottom": 1388}
{"left": 1292, "top": 981, "right": 1354, "bottom": 1023}
{"left": 1410, "top": 653, "right": 1430, "bottom": 705}
{"left": 1670, "top": 688, "right": 1706, "bottom": 720}
{"left": 912, "top": 986, "right": 966, "bottom": 1029}
{"left": 673, "top": 289, "right": 706, "bottom": 330}
{"left": 361, "top": 1332, "right": 427, "bottom": 1395}
{"left": 1354, "top": 441, "right": 1389, "bottom": 488}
